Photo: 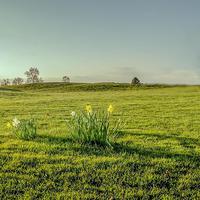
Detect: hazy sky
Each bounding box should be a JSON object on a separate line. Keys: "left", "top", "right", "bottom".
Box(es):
{"left": 1, "top": 0, "right": 200, "bottom": 84}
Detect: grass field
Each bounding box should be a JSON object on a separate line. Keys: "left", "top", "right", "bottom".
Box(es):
{"left": 0, "top": 83, "right": 200, "bottom": 199}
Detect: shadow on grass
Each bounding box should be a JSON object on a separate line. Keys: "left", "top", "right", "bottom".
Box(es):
{"left": 0, "top": 87, "right": 22, "bottom": 92}
{"left": 113, "top": 143, "right": 199, "bottom": 161}
{"left": 69, "top": 141, "right": 199, "bottom": 163}
{"left": 35, "top": 134, "right": 73, "bottom": 145}
{"left": 67, "top": 132, "right": 200, "bottom": 162}
{"left": 7, "top": 131, "right": 199, "bottom": 162}
{"left": 132, "top": 132, "right": 200, "bottom": 149}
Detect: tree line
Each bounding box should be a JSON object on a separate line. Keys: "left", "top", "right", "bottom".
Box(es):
{"left": 1, "top": 67, "right": 141, "bottom": 86}
{"left": 0, "top": 67, "right": 70, "bottom": 86}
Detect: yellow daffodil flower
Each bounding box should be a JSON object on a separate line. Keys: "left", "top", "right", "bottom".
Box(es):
{"left": 107, "top": 105, "right": 114, "bottom": 113}
{"left": 86, "top": 105, "right": 92, "bottom": 113}
{"left": 6, "top": 122, "right": 12, "bottom": 129}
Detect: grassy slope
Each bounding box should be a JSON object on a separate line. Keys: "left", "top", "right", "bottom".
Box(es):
{"left": 0, "top": 84, "right": 200, "bottom": 199}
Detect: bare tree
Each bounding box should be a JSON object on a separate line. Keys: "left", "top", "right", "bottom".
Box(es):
{"left": 1, "top": 79, "right": 10, "bottom": 86}
{"left": 25, "top": 67, "right": 42, "bottom": 83}
{"left": 62, "top": 76, "right": 70, "bottom": 83}
{"left": 131, "top": 77, "right": 141, "bottom": 85}
{"left": 12, "top": 77, "right": 24, "bottom": 85}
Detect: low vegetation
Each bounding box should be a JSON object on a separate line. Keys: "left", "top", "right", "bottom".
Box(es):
{"left": 67, "top": 104, "right": 121, "bottom": 147}
{"left": 7, "top": 118, "right": 37, "bottom": 140}
{"left": 0, "top": 83, "right": 200, "bottom": 199}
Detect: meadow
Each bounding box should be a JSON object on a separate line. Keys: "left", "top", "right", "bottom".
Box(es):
{"left": 0, "top": 83, "right": 200, "bottom": 199}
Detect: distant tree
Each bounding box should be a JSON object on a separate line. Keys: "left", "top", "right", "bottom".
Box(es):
{"left": 1, "top": 79, "right": 10, "bottom": 86}
{"left": 131, "top": 77, "right": 141, "bottom": 85}
{"left": 25, "top": 67, "right": 42, "bottom": 83}
{"left": 62, "top": 76, "right": 70, "bottom": 83}
{"left": 12, "top": 77, "right": 24, "bottom": 85}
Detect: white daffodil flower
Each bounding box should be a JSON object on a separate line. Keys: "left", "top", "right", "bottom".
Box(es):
{"left": 71, "top": 111, "right": 76, "bottom": 117}
{"left": 12, "top": 117, "right": 21, "bottom": 128}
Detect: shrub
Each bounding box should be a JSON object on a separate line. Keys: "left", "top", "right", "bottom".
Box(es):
{"left": 67, "top": 105, "right": 122, "bottom": 147}
{"left": 7, "top": 117, "right": 37, "bottom": 140}
{"left": 131, "top": 77, "right": 141, "bottom": 85}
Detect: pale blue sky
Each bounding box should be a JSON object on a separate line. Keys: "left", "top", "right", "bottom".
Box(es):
{"left": 0, "top": 0, "right": 200, "bottom": 83}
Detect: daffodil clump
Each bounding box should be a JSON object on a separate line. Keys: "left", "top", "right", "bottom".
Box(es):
{"left": 67, "top": 105, "right": 121, "bottom": 147}
{"left": 7, "top": 117, "right": 37, "bottom": 140}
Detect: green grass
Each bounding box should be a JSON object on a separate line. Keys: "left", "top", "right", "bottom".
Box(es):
{"left": 0, "top": 83, "right": 200, "bottom": 199}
